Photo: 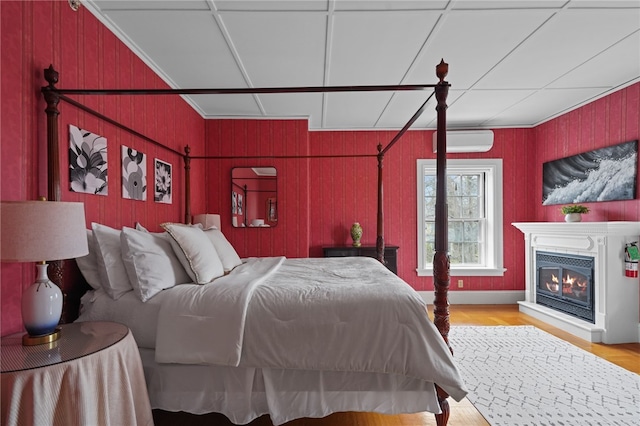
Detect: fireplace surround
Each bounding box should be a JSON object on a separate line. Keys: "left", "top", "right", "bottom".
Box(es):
{"left": 513, "top": 221, "right": 640, "bottom": 344}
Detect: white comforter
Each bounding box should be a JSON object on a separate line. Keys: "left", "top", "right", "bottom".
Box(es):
{"left": 155, "top": 256, "right": 467, "bottom": 401}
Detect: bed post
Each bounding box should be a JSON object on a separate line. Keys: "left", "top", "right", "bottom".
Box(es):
{"left": 43, "top": 65, "right": 62, "bottom": 203}
{"left": 184, "top": 145, "right": 191, "bottom": 224}
{"left": 433, "top": 59, "right": 451, "bottom": 426}
{"left": 376, "top": 143, "right": 385, "bottom": 265}
{"left": 42, "top": 65, "right": 73, "bottom": 321}
{"left": 433, "top": 59, "right": 451, "bottom": 347}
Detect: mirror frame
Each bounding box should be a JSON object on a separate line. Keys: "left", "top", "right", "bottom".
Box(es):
{"left": 231, "top": 167, "right": 277, "bottom": 228}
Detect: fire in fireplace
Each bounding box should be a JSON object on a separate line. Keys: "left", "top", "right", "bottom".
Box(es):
{"left": 536, "top": 251, "right": 595, "bottom": 323}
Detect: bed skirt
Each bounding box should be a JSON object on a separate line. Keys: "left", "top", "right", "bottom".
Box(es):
{"left": 140, "top": 348, "right": 441, "bottom": 425}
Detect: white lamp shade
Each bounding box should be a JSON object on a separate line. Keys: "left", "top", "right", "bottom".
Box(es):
{"left": 1, "top": 200, "right": 89, "bottom": 262}
{"left": 193, "top": 213, "right": 221, "bottom": 230}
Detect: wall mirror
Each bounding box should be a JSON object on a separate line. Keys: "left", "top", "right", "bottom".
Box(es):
{"left": 231, "top": 167, "right": 277, "bottom": 228}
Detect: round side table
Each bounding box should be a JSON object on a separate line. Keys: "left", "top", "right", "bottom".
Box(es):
{"left": 1, "top": 321, "right": 153, "bottom": 426}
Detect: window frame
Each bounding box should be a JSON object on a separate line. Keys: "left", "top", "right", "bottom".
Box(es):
{"left": 416, "top": 158, "right": 505, "bottom": 277}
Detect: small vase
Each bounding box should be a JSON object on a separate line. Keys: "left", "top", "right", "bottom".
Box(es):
{"left": 564, "top": 213, "right": 582, "bottom": 222}
{"left": 22, "top": 263, "right": 62, "bottom": 336}
{"left": 350, "top": 222, "right": 362, "bottom": 247}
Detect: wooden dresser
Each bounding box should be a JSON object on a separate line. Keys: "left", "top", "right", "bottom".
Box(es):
{"left": 323, "top": 245, "right": 399, "bottom": 275}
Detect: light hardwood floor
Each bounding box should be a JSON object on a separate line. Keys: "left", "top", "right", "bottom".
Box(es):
{"left": 153, "top": 304, "right": 640, "bottom": 426}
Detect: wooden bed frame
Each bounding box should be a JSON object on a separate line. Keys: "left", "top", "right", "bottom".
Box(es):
{"left": 42, "top": 60, "right": 453, "bottom": 425}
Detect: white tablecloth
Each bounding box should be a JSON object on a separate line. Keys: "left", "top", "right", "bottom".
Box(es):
{"left": 1, "top": 326, "right": 153, "bottom": 426}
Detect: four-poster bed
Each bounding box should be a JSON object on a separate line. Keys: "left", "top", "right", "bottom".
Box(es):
{"left": 40, "top": 60, "right": 459, "bottom": 425}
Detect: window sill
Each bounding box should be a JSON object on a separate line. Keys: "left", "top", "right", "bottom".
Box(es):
{"left": 417, "top": 267, "right": 506, "bottom": 277}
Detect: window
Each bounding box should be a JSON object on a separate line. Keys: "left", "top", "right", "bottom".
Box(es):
{"left": 417, "top": 159, "right": 505, "bottom": 276}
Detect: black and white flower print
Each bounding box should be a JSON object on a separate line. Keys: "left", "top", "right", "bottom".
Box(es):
{"left": 122, "top": 146, "right": 147, "bottom": 201}
{"left": 69, "top": 125, "right": 108, "bottom": 195}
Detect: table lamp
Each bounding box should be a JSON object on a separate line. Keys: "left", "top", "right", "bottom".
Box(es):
{"left": 193, "top": 213, "right": 221, "bottom": 230}
{"left": 1, "top": 200, "right": 88, "bottom": 345}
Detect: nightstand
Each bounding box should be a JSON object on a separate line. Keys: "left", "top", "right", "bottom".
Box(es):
{"left": 323, "top": 245, "right": 399, "bottom": 275}
{"left": 1, "top": 321, "right": 153, "bottom": 426}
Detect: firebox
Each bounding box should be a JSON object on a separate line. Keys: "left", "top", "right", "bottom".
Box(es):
{"left": 536, "top": 251, "right": 595, "bottom": 323}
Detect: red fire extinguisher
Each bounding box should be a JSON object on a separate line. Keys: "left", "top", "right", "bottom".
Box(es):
{"left": 625, "top": 242, "right": 639, "bottom": 278}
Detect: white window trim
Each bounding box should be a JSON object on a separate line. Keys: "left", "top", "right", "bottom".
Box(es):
{"left": 416, "top": 158, "right": 505, "bottom": 277}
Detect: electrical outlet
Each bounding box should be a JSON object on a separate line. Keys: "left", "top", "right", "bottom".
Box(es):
{"left": 457, "top": 279, "right": 464, "bottom": 288}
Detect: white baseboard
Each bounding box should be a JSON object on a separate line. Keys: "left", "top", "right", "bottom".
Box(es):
{"left": 417, "top": 290, "right": 525, "bottom": 305}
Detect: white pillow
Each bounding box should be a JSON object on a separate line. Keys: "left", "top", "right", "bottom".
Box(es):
{"left": 91, "top": 223, "right": 133, "bottom": 300}
{"left": 161, "top": 223, "right": 224, "bottom": 284}
{"left": 120, "top": 227, "right": 192, "bottom": 302}
{"left": 135, "top": 222, "right": 149, "bottom": 232}
{"left": 74, "top": 229, "right": 102, "bottom": 290}
{"left": 203, "top": 228, "right": 242, "bottom": 272}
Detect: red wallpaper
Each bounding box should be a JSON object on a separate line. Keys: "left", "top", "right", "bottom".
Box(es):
{"left": 308, "top": 128, "right": 536, "bottom": 292}
{"left": 533, "top": 83, "right": 640, "bottom": 222}
{"left": 1, "top": 1, "right": 206, "bottom": 335}
{"left": 204, "top": 119, "right": 310, "bottom": 259}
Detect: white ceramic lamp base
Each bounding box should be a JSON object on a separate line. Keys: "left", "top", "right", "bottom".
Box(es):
{"left": 22, "top": 263, "right": 63, "bottom": 345}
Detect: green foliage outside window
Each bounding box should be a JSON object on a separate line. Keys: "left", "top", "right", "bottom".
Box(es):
{"left": 423, "top": 172, "right": 484, "bottom": 266}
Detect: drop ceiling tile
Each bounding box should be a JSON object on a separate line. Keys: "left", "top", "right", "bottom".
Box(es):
{"left": 451, "top": 1, "right": 567, "bottom": 9}
{"left": 324, "top": 92, "right": 395, "bottom": 128}
{"left": 334, "top": 1, "right": 448, "bottom": 11}
{"left": 377, "top": 89, "right": 465, "bottom": 129}
{"left": 568, "top": 0, "right": 640, "bottom": 8}
{"left": 449, "top": 89, "right": 537, "bottom": 126}
{"left": 257, "top": 93, "right": 324, "bottom": 128}
{"left": 102, "top": 10, "right": 247, "bottom": 88}
{"left": 548, "top": 31, "right": 640, "bottom": 88}
{"left": 409, "top": 9, "right": 556, "bottom": 89}
{"left": 328, "top": 11, "right": 440, "bottom": 85}
{"left": 220, "top": 12, "right": 327, "bottom": 87}
{"left": 475, "top": 8, "right": 640, "bottom": 89}
{"left": 485, "top": 87, "right": 608, "bottom": 126}
{"left": 214, "top": 0, "right": 329, "bottom": 11}
{"left": 94, "top": 0, "right": 211, "bottom": 10}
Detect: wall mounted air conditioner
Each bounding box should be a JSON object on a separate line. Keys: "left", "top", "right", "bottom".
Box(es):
{"left": 432, "top": 130, "right": 494, "bottom": 153}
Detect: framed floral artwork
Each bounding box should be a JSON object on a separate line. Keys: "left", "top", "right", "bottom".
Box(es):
{"left": 69, "top": 125, "right": 108, "bottom": 195}
{"left": 154, "top": 159, "right": 172, "bottom": 204}
{"left": 122, "top": 146, "right": 147, "bottom": 200}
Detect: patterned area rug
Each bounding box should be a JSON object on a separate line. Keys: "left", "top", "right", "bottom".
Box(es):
{"left": 449, "top": 326, "right": 640, "bottom": 426}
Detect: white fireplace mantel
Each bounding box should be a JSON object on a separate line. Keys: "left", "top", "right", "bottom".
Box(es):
{"left": 512, "top": 221, "right": 640, "bottom": 344}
